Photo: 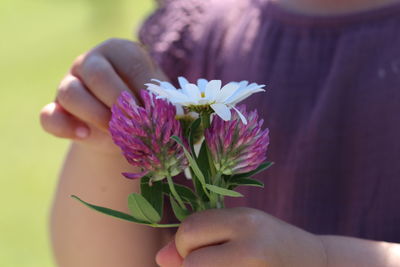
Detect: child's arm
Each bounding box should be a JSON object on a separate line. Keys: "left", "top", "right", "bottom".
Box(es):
{"left": 41, "top": 39, "right": 170, "bottom": 267}
{"left": 321, "top": 235, "right": 400, "bottom": 267}
{"left": 50, "top": 143, "right": 169, "bottom": 267}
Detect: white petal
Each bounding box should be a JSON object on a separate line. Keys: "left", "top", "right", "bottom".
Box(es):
{"left": 194, "top": 139, "right": 203, "bottom": 155}
{"left": 188, "top": 111, "right": 199, "bottom": 119}
{"left": 151, "top": 79, "right": 162, "bottom": 84}
{"left": 238, "top": 80, "right": 249, "bottom": 87}
{"left": 184, "top": 167, "right": 192, "bottom": 179}
{"left": 225, "top": 86, "right": 265, "bottom": 105}
{"left": 215, "top": 83, "right": 240, "bottom": 102}
{"left": 182, "top": 83, "right": 202, "bottom": 102}
{"left": 164, "top": 89, "right": 192, "bottom": 103}
{"left": 178, "top": 77, "right": 190, "bottom": 89}
{"left": 197, "top": 79, "right": 208, "bottom": 93}
{"left": 228, "top": 81, "right": 248, "bottom": 89}
{"left": 211, "top": 103, "right": 231, "bottom": 121}
{"left": 146, "top": 84, "right": 169, "bottom": 98}
{"left": 151, "top": 79, "right": 177, "bottom": 91}
{"left": 248, "top": 83, "right": 266, "bottom": 90}
{"left": 175, "top": 104, "right": 184, "bottom": 116}
{"left": 232, "top": 106, "right": 247, "bottom": 125}
{"left": 198, "top": 98, "right": 211, "bottom": 105}
{"left": 205, "top": 80, "right": 222, "bottom": 100}
{"left": 160, "top": 82, "right": 177, "bottom": 91}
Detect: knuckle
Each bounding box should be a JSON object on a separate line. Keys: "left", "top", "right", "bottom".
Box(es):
{"left": 57, "top": 77, "right": 81, "bottom": 105}
{"left": 39, "top": 105, "right": 64, "bottom": 137}
{"left": 39, "top": 106, "right": 52, "bottom": 130}
{"left": 71, "top": 53, "right": 86, "bottom": 72}
{"left": 72, "top": 52, "right": 107, "bottom": 80}
{"left": 105, "top": 38, "right": 146, "bottom": 61}
{"left": 103, "top": 38, "right": 139, "bottom": 50}
{"left": 80, "top": 56, "right": 108, "bottom": 80}
{"left": 178, "top": 215, "right": 197, "bottom": 239}
{"left": 233, "top": 208, "right": 263, "bottom": 229}
{"left": 129, "top": 42, "right": 146, "bottom": 59}
{"left": 71, "top": 39, "right": 122, "bottom": 74}
{"left": 102, "top": 38, "right": 144, "bottom": 59}
{"left": 176, "top": 212, "right": 204, "bottom": 248}
{"left": 102, "top": 37, "right": 127, "bottom": 47}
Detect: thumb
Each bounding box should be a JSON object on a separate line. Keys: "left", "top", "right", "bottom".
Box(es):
{"left": 156, "top": 239, "right": 183, "bottom": 267}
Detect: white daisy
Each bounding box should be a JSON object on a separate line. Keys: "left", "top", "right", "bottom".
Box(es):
{"left": 145, "top": 77, "right": 266, "bottom": 124}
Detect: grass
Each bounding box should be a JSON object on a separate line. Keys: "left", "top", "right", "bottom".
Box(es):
{"left": 0, "top": 0, "right": 154, "bottom": 266}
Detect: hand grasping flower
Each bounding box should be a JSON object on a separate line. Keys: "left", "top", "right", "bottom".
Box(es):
{"left": 145, "top": 77, "right": 265, "bottom": 124}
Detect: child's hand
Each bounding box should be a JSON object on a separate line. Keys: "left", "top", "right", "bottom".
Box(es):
{"left": 156, "top": 208, "right": 327, "bottom": 267}
{"left": 40, "top": 38, "right": 166, "bottom": 153}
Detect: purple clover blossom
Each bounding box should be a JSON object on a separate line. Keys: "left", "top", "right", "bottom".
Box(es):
{"left": 205, "top": 105, "right": 269, "bottom": 175}
{"left": 109, "top": 90, "right": 187, "bottom": 181}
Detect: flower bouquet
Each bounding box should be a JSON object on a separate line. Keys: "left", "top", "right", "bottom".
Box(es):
{"left": 72, "top": 77, "right": 272, "bottom": 227}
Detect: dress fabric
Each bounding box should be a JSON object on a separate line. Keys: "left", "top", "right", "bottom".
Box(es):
{"left": 139, "top": 0, "right": 400, "bottom": 242}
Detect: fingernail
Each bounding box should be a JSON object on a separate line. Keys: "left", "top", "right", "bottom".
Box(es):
{"left": 75, "top": 127, "right": 89, "bottom": 139}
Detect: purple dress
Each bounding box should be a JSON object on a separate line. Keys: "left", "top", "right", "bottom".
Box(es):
{"left": 140, "top": 0, "right": 400, "bottom": 242}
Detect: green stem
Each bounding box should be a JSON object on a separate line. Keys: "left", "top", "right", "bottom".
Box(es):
{"left": 166, "top": 173, "right": 186, "bottom": 210}
{"left": 214, "top": 172, "right": 225, "bottom": 209}
{"left": 203, "top": 186, "right": 212, "bottom": 199}
{"left": 214, "top": 171, "right": 222, "bottom": 186}
{"left": 200, "top": 113, "right": 217, "bottom": 179}
{"left": 200, "top": 112, "right": 211, "bottom": 129}
{"left": 199, "top": 112, "right": 221, "bottom": 208}
{"left": 206, "top": 146, "right": 216, "bottom": 179}
{"left": 150, "top": 223, "right": 180, "bottom": 228}
{"left": 191, "top": 168, "right": 212, "bottom": 204}
{"left": 216, "top": 195, "right": 225, "bottom": 209}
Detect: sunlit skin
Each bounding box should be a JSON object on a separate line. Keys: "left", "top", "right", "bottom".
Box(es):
{"left": 41, "top": 0, "right": 400, "bottom": 266}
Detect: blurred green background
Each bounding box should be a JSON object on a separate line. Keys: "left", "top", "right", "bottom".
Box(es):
{"left": 0, "top": 0, "right": 154, "bottom": 266}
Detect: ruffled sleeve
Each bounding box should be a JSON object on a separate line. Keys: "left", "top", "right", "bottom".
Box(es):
{"left": 139, "top": 0, "right": 209, "bottom": 81}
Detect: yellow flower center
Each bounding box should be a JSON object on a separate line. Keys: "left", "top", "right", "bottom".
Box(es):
{"left": 201, "top": 92, "right": 205, "bottom": 98}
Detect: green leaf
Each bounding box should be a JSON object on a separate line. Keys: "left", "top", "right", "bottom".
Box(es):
{"left": 229, "top": 178, "right": 264, "bottom": 189}
{"left": 197, "top": 141, "right": 211, "bottom": 183}
{"left": 170, "top": 195, "right": 191, "bottom": 222}
{"left": 171, "top": 136, "right": 206, "bottom": 186}
{"left": 71, "top": 195, "right": 150, "bottom": 225}
{"left": 231, "top": 162, "right": 274, "bottom": 179}
{"left": 191, "top": 170, "right": 209, "bottom": 203}
{"left": 128, "top": 193, "right": 161, "bottom": 223}
{"left": 205, "top": 184, "right": 243, "bottom": 197}
{"left": 197, "top": 141, "right": 209, "bottom": 168}
{"left": 189, "top": 118, "right": 201, "bottom": 156}
{"left": 188, "top": 141, "right": 211, "bottom": 201}
{"left": 162, "top": 183, "right": 197, "bottom": 204}
{"left": 141, "top": 177, "right": 164, "bottom": 219}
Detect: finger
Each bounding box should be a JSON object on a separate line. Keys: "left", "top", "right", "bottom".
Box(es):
{"left": 96, "top": 39, "right": 167, "bottom": 92}
{"left": 156, "top": 240, "right": 183, "bottom": 267}
{"left": 183, "top": 243, "right": 239, "bottom": 267}
{"left": 71, "top": 55, "right": 133, "bottom": 107}
{"left": 176, "top": 209, "right": 244, "bottom": 258}
{"left": 56, "top": 75, "right": 111, "bottom": 131}
{"left": 40, "top": 102, "right": 90, "bottom": 139}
